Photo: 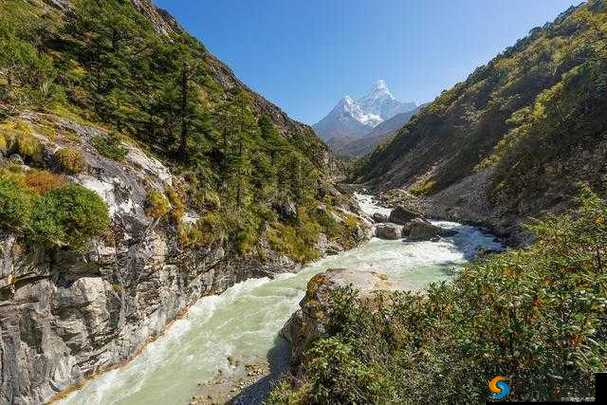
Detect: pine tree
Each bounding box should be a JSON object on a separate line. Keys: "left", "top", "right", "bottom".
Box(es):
{"left": 176, "top": 54, "right": 206, "bottom": 161}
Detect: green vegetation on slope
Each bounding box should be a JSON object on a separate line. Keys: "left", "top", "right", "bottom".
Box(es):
{"left": 270, "top": 186, "right": 607, "bottom": 404}
{"left": 31, "top": 183, "right": 110, "bottom": 250}
{"left": 0, "top": 0, "right": 358, "bottom": 261}
{"left": 0, "top": 166, "right": 109, "bottom": 251}
{"left": 358, "top": 0, "right": 607, "bottom": 218}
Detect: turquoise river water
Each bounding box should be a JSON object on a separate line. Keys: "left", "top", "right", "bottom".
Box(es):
{"left": 61, "top": 194, "right": 502, "bottom": 404}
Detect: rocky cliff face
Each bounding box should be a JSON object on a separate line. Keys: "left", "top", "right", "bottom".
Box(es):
{"left": 0, "top": 112, "right": 368, "bottom": 404}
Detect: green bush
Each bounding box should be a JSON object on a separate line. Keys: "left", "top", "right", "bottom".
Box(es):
{"left": 145, "top": 190, "right": 170, "bottom": 219}
{"left": 0, "top": 133, "right": 7, "bottom": 153}
{"left": 267, "top": 208, "right": 321, "bottom": 263}
{"left": 166, "top": 186, "right": 186, "bottom": 223}
{"left": 196, "top": 211, "right": 226, "bottom": 245}
{"left": 177, "top": 222, "right": 204, "bottom": 248}
{"left": 0, "top": 121, "right": 42, "bottom": 161}
{"left": 92, "top": 134, "right": 128, "bottom": 161}
{"left": 55, "top": 147, "right": 87, "bottom": 174}
{"left": 270, "top": 187, "right": 607, "bottom": 404}
{"left": 15, "top": 132, "right": 42, "bottom": 162}
{"left": 305, "top": 337, "right": 394, "bottom": 404}
{"left": 0, "top": 178, "right": 34, "bottom": 231}
{"left": 0, "top": 165, "right": 26, "bottom": 186}
{"left": 235, "top": 207, "right": 275, "bottom": 255}
{"left": 178, "top": 211, "right": 226, "bottom": 248}
{"left": 30, "top": 183, "right": 110, "bottom": 251}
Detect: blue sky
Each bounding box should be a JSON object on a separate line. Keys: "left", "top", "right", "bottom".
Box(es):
{"left": 155, "top": 0, "right": 581, "bottom": 124}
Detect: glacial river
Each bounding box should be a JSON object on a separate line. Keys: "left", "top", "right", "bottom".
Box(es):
{"left": 61, "top": 194, "right": 502, "bottom": 404}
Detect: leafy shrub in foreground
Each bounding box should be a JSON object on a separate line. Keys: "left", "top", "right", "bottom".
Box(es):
{"left": 269, "top": 187, "right": 607, "bottom": 404}
{"left": 24, "top": 170, "right": 66, "bottom": 195}
{"left": 0, "top": 178, "right": 34, "bottom": 232}
{"left": 92, "top": 134, "right": 128, "bottom": 161}
{"left": 30, "top": 183, "right": 110, "bottom": 251}
{"left": 55, "top": 147, "right": 87, "bottom": 174}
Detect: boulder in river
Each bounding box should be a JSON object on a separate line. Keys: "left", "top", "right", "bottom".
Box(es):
{"left": 375, "top": 223, "right": 401, "bottom": 240}
{"left": 402, "top": 218, "right": 457, "bottom": 241}
{"left": 372, "top": 213, "right": 389, "bottom": 223}
{"left": 281, "top": 268, "right": 407, "bottom": 371}
{"left": 389, "top": 206, "right": 421, "bottom": 225}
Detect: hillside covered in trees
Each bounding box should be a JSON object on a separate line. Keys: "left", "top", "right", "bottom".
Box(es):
{"left": 0, "top": 0, "right": 359, "bottom": 262}
{"left": 0, "top": 1, "right": 367, "bottom": 402}
{"left": 357, "top": 0, "right": 607, "bottom": 237}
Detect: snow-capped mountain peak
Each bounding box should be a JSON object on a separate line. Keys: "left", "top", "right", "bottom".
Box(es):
{"left": 375, "top": 79, "right": 388, "bottom": 89}
{"left": 335, "top": 95, "right": 383, "bottom": 127}
{"left": 356, "top": 80, "right": 412, "bottom": 122}
{"left": 313, "top": 81, "right": 417, "bottom": 142}
{"left": 365, "top": 80, "right": 393, "bottom": 99}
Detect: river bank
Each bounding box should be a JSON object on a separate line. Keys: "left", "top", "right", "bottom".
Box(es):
{"left": 58, "top": 195, "right": 502, "bottom": 404}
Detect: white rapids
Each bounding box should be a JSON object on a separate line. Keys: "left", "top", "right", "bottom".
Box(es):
{"left": 60, "top": 194, "right": 502, "bottom": 405}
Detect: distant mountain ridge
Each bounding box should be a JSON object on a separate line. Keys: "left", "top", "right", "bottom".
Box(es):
{"left": 313, "top": 81, "right": 416, "bottom": 144}
{"left": 332, "top": 105, "right": 426, "bottom": 158}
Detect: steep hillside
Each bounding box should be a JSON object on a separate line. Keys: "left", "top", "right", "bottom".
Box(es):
{"left": 0, "top": 1, "right": 369, "bottom": 403}
{"left": 358, "top": 1, "right": 607, "bottom": 237}
{"left": 0, "top": 0, "right": 359, "bottom": 262}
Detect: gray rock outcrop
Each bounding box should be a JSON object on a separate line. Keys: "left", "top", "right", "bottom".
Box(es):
{"left": 388, "top": 206, "right": 421, "bottom": 225}
{"left": 372, "top": 213, "right": 388, "bottom": 223}
{"left": 375, "top": 223, "right": 401, "bottom": 240}
{"left": 402, "top": 218, "right": 457, "bottom": 241}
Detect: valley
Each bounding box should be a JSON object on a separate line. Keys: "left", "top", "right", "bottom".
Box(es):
{"left": 57, "top": 195, "right": 502, "bottom": 405}
{"left": 1, "top": 0, "right": 606, "bottom": 404}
